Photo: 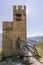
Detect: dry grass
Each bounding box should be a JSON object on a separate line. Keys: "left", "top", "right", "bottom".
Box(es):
{"left": 0, "top": 48, "right": 2, "bottom": 61}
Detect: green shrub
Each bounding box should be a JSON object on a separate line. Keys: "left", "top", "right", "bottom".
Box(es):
{"left": 23, "top": 61, "right": 30, "bottom": 65}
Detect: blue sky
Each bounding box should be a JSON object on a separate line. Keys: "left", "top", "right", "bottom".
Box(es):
{"left": 0, "top": 0, "right": 43, "bottom": 37}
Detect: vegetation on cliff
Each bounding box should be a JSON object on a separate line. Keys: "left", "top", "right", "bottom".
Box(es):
{"left": 37, "top": 42, "right": 43, "bottom": 59}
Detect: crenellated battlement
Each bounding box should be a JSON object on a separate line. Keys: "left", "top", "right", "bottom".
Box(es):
{"left": 13, "top": 5, "right": 26, "bottom": 21}
{"left": 13, "top": 5, "right": 26, "bottom": 11}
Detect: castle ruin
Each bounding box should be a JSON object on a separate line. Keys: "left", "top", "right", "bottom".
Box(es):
{"left": 2, "top": 5, "right": 26, "bottom": 57}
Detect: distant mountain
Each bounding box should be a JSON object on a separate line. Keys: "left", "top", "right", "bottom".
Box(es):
{"left": 27, "top": 39, "right": 38, "bottom": 45}
{"left": 27, "top": 36, "right": 43, "bottom": 45}
{"left": 0, "top": 33, "right": 2, "bottom": 48}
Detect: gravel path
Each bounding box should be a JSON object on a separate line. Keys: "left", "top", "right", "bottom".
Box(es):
{"left": 28, "top": 52, "right": 43, "bottom": 65}
{"left": 29, "top": 57, "right": 43, "bottom": 65}
{"left": 24, "top": 47, "right": 43, "bottom": 65}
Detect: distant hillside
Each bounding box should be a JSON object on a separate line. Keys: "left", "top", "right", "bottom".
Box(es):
{"left": 27, "top": 36, "right": 43, "bottom": 45}
{"left": 27, "top": 39, "right": 38, "bottom": 45}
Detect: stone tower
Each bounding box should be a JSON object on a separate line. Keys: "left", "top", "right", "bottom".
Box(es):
{"left": 2, "top": 5, "right": 26, "bottom": 57}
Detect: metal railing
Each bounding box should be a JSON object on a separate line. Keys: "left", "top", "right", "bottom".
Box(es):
{"left": 17, "top": 38, "right": 40, "bottom": 58}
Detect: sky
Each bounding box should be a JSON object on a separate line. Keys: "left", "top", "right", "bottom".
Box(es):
{"left": 0, "top": 0, "right": 43, "bottom": 37}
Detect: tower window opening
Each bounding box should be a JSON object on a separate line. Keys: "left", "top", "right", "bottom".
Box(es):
{"left": 16, "top": 14, "right": 21, "bottom": 20}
